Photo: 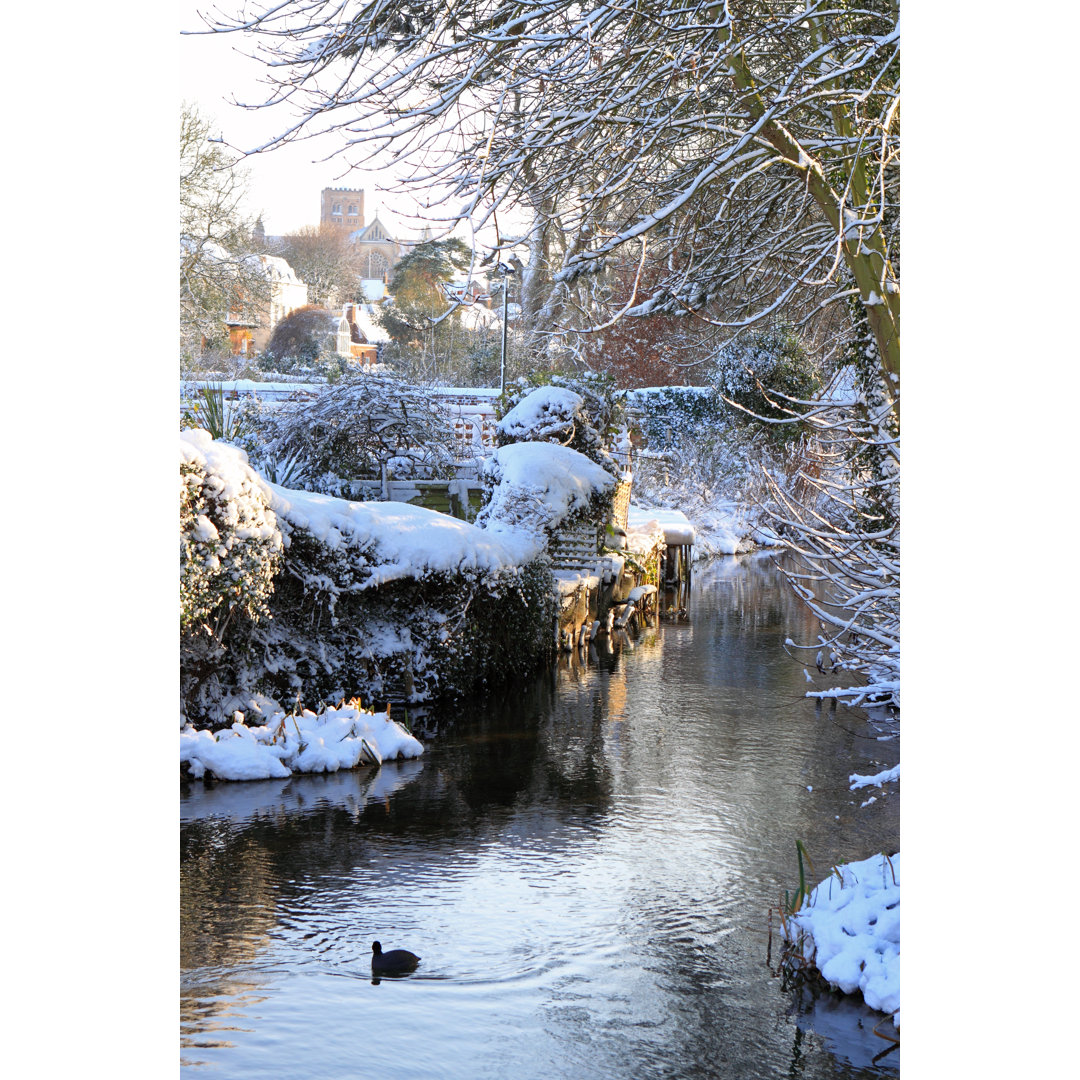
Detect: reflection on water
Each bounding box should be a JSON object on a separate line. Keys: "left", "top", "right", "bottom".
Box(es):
{"left": 181, "top": 552, "right": 899, "bottom": 1077}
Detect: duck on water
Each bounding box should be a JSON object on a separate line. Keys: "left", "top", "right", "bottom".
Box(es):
{"left": 371, "top": 941, "right": 421, "bottom": 975}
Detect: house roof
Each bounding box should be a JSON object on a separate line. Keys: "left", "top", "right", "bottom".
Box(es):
{"left": 352, "top": 304, "right": 390, "bottom": 344}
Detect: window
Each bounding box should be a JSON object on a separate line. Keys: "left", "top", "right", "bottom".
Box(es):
{"left": 348, "top": 204, "right": 359, "bottom": 216}
{"left": 331, "top": 203, "right": 342, "bottom": 216}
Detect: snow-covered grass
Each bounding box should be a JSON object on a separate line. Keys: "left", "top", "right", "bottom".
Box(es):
{"left": 181, "top": 702, "right": 422, "bottom": 782}
{"left": 784, "top": 852, "right": 901, "bottom": 1025}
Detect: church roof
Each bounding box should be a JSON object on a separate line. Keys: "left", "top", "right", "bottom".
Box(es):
{"left": 350, "top": 214, "right": 394, "bottom": 244}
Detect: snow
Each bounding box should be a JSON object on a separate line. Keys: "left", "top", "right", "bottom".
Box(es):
{"left": 627, "top": 505, "right": 695, "bottom": 546}
{"left": 181, "top": 703, "right": 423, "bottom": 782}
{"left": 622, "top": 515, "right": 666, "bottom": 557}
{"left": 496, "top": 385, "right": 584, "bottom": 440}
{"left": 480, "top": 442, "right": 615, "bottom": 536}
{"left": 267, "top": 482, "right": 537, "bottom": 584}
{"left": 786, "top": 852, "right": 900, "bottom": 1022}
{"left": 849, "top": 763, "right": 901, "bottom": 790}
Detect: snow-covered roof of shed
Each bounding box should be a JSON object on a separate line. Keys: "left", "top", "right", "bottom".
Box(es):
{"left": 628, "top": 505, "right": 696, "bottom": 545}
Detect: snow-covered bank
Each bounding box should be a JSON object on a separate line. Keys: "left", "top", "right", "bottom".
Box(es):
{"left": 181, "top": 702, "right": 422, "bottom": 782}
{"left": 267, "top": 480, "right": 539, "bottom": 585}
{"left": 785, "top": 852, "right": 901, "bottom": 1024}
{"left": 631, "top": 493, "right": 783, "bottom": 558}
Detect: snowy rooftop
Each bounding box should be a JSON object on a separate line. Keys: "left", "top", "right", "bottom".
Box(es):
{"left": 348, "top": 303, "right": 390, "bottom": 344}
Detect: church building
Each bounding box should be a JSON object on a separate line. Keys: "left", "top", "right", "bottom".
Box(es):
{"left": 320, "top": 187, "right": 405, "bottom": 283}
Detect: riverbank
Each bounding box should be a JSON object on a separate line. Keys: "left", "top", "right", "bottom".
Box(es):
{"left": 783, "top": 852, "right": 901, "bottom": 1029}
{"left": 181, "top": 700, "right": 423, "bottom": 782}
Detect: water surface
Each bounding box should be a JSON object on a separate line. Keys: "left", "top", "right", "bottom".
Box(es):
{"left": 181, "top": 553, "right": 900, "bottom": 1077}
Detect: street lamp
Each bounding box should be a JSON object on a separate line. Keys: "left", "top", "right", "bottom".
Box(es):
{"left": 496, "top": 261, "right": 516, "bottom": 393}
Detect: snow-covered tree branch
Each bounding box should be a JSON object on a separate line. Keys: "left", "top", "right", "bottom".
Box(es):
{"left": 180, "top": 102, "right": 270, "bottom": 357}
{"left": 201, "top": 0, "right": 899, "bottom": 413}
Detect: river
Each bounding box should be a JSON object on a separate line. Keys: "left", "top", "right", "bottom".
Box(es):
{"left": 181, "top": 551, "right": 900, "bottom": 1077}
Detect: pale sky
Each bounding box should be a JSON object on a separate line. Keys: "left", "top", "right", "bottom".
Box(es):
{"left": 179, "top": 2, "right": 430, "bottom": 239}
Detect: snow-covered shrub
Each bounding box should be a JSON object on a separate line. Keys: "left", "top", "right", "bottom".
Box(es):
{"left": 708, "top": 325, "right": 821, "bottom": 443}
{"left": 181, "top": 431, "right": 284, "bottom": 723}
{"left": 180, "top": 430, "right": 283, "bottom": 634}
{"left": 497, "top": 372, "right": 625, "bottom": 474}
{"left": 257, "top": 306, "right": 349, "bottom": 382}
{"left": 263, "top": 373, "right": 458, "bottom": 493}
{"left": 247, "top": 490, "right": 556, "bottom": 710}
{"left": 478, "top": 442, "right": 617, "bottom": 539}
{"left": 180, "top": 384, "right": 263, "bottom": 448}
{"left": 626, "top": 386, "right": 725, "bottom": 452}
{"left": 497, "top": 385, "right": 586, "bottom": 445}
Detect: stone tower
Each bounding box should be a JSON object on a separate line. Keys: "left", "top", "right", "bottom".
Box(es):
{"left": 321, "top": 188, "right": 365, "bottom": 230}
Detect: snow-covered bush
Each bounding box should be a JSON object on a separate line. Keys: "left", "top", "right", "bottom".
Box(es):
{"left": 497, "top": 372, "right": 625, "bottom": 474}
{"left": 478, "top": 442, "right": 617, "bottom": 539}
{"left": 626, "top": 386, "right": 724, "bottom": 452}
{"left": 181, "top": 431, "right": 284, "bottom": 723}
{"left": 708, "top": 326, "right": 821, "bottom": 444}
{"left": 263, "top": 373, "right": 458, "bottom": 494}
{"left": 180, "top": 430, "right": 283, "bottom": 635}
{"left": 497, "top": 385, "right": 586, "bottom": 445}
{"left": 248, "top": 489, "right": 556, "bottom": 711}
{"left": 180, "top": 384, "right": 263, "bottom": 448}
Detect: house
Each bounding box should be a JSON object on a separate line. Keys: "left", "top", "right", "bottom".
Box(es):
{"left": 335, "top": 302, "right": 391, "bottom": 365}
{"left": 226, "top": 253, "right": 310, "bottom": 355}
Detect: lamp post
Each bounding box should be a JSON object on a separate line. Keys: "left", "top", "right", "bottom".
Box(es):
{"left": 497, "top": 262, "right": 515, "bottom": 393}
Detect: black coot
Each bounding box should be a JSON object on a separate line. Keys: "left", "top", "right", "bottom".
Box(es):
{"left": 371, "top": 940, "right": 421, "bottom": 974}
